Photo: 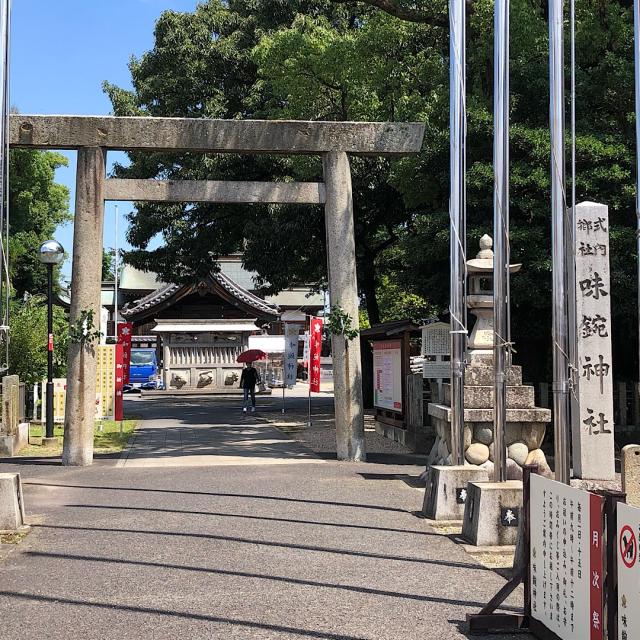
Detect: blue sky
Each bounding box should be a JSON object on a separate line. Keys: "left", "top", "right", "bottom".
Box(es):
{"left": 11, "top": 0, "right": 200, "bottom": 282}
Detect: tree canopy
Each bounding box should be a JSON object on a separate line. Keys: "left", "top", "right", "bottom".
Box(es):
{"left": 9, "top": 149, "right": 70, "bottom": 297}
{"left": 105, "top": 0, "right": 640, "bottom": 380}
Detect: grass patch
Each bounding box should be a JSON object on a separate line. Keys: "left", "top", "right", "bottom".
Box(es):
{"left": 18, "top": 418, "right": 139, "bottom": 457}
{"left": 0, "top": 531, "right": 29, "bottom": 544}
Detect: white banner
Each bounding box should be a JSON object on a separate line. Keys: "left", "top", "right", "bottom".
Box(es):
{"left": 283, "top": 323, "right": 299, "bottom": 386}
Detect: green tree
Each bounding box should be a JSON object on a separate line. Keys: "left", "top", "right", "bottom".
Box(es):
{"left": 8, "top": 295, "right": 69, "bottom": 385}
{"left": 106, "top": 0, "right": 640, "bottom": 380}
{"left": 102, "top": 248, "right": 115, "bottom": 281}
{"left": 9, "top": 149, "right": 71, "bottom": 297}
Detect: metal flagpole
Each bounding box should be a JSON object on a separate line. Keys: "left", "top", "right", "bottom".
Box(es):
{"left": 114, "top": 204, "right": 119, "bottom": 339}
{"left": 449, "top": 0, "right": 467, "bottom": 466}
{"left": 634, "top": 0, "right": 640, "bottom": 391}
{"left": 0, "top": 0, "right": 10, "bottom": 371}
{"left": 567, "top": 0, "right": 579, "bottom": 450}
{"left": 549, "top": 0, "right": 571, "bottom": 484}
{"left": 493, "top": 0, "right": 509, "bottom": 483}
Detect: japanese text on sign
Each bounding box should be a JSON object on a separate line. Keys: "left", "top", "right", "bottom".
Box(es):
{"left": 574, "top": 203, "right": 615, "bottom": 480}
{"left": 309, "top": 317, "right": 323, "bottom": 393}
{"left": 283, "top": 323, "right": 300, "bottom": 387}
{"left": 373, "top": 340, "right": 402, "bottom": 412}
{"left": 530, "top": 474, "right": 604, "bottom": 640}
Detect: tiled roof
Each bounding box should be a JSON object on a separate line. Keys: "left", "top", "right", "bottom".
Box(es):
{"left": 121, "top": 271, "right": 279, "bottom": 319}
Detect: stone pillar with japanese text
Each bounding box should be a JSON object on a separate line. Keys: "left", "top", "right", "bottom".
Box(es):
{"left": 573, "top": 201, "right": 615, "bottom": 480}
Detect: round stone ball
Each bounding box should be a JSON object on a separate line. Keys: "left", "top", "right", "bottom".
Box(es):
{"left": 466, "top": 442, "right": 490, "bottom": 465}
{"left": 508, "top": 442, "right": 529, "bottom": 466}
{"left": 525, "top": 448, "right": 552, "bottom": 477}
{"left": 474, "top": 424, "right": 493, "bottom": 445}
{"left": 480, "top": 460, "right": 495, "bottom": 476}
{"left": 507, "top": 458, "right": 523, "bottom": 480}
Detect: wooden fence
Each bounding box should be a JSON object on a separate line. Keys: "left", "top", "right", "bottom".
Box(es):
{"left": 534, "top": 381, "right": 640, "bottom": 431}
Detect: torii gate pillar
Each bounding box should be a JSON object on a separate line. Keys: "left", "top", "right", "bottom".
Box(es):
{"left": 323, "top": 151, "right": 365, "bottom": 461}
{"left": 62, "top": 147, "right": 106, "bottom": 466}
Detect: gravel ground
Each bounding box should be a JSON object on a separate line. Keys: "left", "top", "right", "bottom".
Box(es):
{"left": 265, "top": 398, "right": 428, "bottom": 467}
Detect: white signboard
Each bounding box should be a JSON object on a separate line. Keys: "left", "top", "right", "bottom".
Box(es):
{"left": 423, "top": 361, "right": 451, "bottom": 379}
{"left": 530, "top": 474, "right": 604, "bottom": 640}
{"left": 373, "top": 339, "right": 402, "bottom": 412}
{"left": 248, "top": 334, "right": 285, "bottom": 353}
{"left": 574, "top": 202, "right": 615, "bottom": 480}
{"left": 618, "top": 502, "right": 640, "bottom": 640}
{"left": 302, "top": 331, "right": 310, "bottom": 365}
{"left": 422, "top": 322, "right": 450, "bottom": 356}
{"left": 283, "top": 323, "right": 299, "bottom": 386}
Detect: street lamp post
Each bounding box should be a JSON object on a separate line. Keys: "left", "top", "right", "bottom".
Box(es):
{"left": 38, "top": 239, "right": 64, "bottom": 446}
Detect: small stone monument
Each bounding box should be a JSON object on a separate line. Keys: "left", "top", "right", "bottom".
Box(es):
{"left": 622, "top": 445, "right": 640, "bottom": 508}
{"left": 0, "top": 473, "right": 27, "bottom": 532}
{"left": 0, "top": 375, "right": 28, "bottom": 456}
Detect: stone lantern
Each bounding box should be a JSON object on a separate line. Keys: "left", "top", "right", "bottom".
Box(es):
{"left": 466, "top": 234, "right": 520, "bottom": 357}
{"left": 424, "top": 233, "right": 552, "bottom": 544}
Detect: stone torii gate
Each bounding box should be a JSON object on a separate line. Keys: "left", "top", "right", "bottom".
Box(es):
{"left": 9, "top": 115, "right": 425, "bottom": 466}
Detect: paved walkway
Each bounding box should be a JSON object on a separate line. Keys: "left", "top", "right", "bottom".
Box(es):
{"left": 0, "top": 396, "right": 528, "bottom": 640}
{"left": 118, "top": 397, "right": 325, "bottom": 468}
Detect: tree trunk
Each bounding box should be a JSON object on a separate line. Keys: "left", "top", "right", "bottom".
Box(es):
{"left": 360, "top": 257, "right": 380, "bottom": 325}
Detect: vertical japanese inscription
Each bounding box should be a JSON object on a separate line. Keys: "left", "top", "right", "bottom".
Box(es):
{"left": 574, "top": 202, "right": 615, "bottom": 480}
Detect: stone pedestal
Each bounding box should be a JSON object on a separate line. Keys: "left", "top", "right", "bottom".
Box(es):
{"left": 0, "top": 422, "right": 29, "bottom": 456}
{"left": 427, "top": 353, "right": 552, "bottom": 478}
{"left": 422, "top": 465, "right": 489, "bottom": 521}
{"left": 461, "top": 480, "right": 523, "bottom": 547}
{"left": 622, "top": 445, "right": 640, "bottom": 508}
{"left": 0, "top": 473, "right": 26, "bottom": 532}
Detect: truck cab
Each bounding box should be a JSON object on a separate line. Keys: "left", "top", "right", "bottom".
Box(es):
{"left": 127, "top": 348, "right": 162, "bottom": 390}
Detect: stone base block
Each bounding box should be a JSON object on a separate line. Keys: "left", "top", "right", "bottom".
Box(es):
{"left": 0, "top": 423, "right": 29, "bottom": 457}
{"left": 41, "top": 437, "right": 58, "bottom": 449}
{"left": 422, "top": 465, "right": 490, "bottom": 521}
{"left": 0, "top": 473, "right": 26, "bottom": 531}
{"left": 462, "top": 480, "right": 523, "bottom": 547}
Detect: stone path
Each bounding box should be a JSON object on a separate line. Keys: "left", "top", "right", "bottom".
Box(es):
{"left": 0, "top": 396, "right": 529, "bottom": 639}
{"left": 117, "top": 397, "right": 325, "bottom": 468}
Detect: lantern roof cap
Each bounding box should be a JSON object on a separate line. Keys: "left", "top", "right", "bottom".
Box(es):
{"left": 466, "top": 234, "right": 521, "bottom": 274}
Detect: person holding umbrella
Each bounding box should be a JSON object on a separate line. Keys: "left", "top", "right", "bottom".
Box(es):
{"left": 240, "top": 361, "right": 261, "bottom": 413}
{"left": 237, "top": 348, "right": 266, "bottom": 413}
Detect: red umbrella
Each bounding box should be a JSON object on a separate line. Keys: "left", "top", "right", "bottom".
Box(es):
{"left": 237, "top": 349, "right": 267, "bottom": 363}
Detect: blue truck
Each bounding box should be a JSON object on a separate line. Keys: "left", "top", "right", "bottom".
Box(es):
{"left": 126, "top": 348, "right": 163, "bottom": 391}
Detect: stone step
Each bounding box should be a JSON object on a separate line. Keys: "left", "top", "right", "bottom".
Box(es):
{"left": 465, "top": 364, "right": 522, "bottom": 387}
{"left": 428, "top": 403, "right": 551, "bottom": 425}
{"left": 442, "top": 383, "right": 535, "bottom": 409}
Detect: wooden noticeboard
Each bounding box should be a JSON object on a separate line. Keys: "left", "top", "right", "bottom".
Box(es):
{"left": 373, "top": 339, "right": 402, "bottom": 412}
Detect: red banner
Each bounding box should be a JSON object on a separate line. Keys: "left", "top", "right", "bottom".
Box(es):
{"left": 309, "top": 317, "right": 323, "bottom": 393}
{"left": 117, "top": 322, "right": 133, "bottom": 384}
{"left": 114, "top": 343, "right": 124, "bottom": 422}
